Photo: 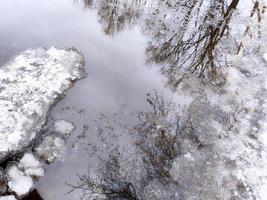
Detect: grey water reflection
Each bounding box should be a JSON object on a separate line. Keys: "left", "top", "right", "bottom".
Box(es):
{"left": 81, "top": 0, "right": 265, "bottom": 86}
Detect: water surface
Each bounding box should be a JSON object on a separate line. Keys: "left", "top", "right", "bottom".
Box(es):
{"left": 0, "top": 0, "right": 172, "bottom": 199}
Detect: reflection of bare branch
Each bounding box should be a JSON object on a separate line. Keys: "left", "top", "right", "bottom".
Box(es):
{"left": 68, "top": 155, "right": 140, "bottom": 200}
{"left": 82, "top": 0, "right": 142, "bottom": 35}
{"left": 146, "top": 0, "right": 240, "bottom": 82}
{"left": 68, "top": 91, "right": 204, "bottom": 199}
{"left": 135, "top": 92, "right": 200, "bottom": 183}
{"left": 80, "top": 0, "right": 244, "bottom": 83}
{"left": 83, "top": 0, "right": 93, "bottom": 8}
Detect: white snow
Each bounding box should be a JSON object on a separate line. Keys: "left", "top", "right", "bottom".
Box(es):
{"left": 183, "top": 152, "right": 194, "bottom": 161}
{"left": 3, "top": 153, "right": 44, "bottom": 197}
{"left": 6, "top": 164, "right": 33, "bottom": 197}
{"left": 0, "top": 196, "right": 17, "bottom": 200}
{"left": 19, "top": 153, "right": 45, "bottom": 177}
{"left": 19, "top": 153, "right": 41, "bottom": 169}
{"left": 0, "top": 47, "right": 85, "bottom": 161}
{"left": 54, "top": 120, "right": 75, "bottom": 136}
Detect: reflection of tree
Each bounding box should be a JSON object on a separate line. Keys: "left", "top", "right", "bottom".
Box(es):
{"left": 68, "top": 92, "right": 192, "bottom": 199}
{"left": 145, "top": 0, "right": 240, "bottom": 83}
{"left": 80, "top": 0, "right": 266, "bottom": 84}
{"left": 69, "top": 91, "right": 248, "bottom": 199}
{"left": 68, "top": 155, "right": 140, "bottom": 200}
{"left": 82, "top": 0, "right": 142, "bottom": 35}
{"left": 135, "top": 92, "right": 200, "bottom": 184}
{"left": 82, "top": 0, "right": 93, "bottom": 8}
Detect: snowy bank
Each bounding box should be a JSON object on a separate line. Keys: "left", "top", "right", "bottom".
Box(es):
{"left": 0, "top": 47, "right": 86, "bottom": 162}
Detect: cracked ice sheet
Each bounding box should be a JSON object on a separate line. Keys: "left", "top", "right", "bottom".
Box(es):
{"left": 0, "top": 47, "right": 85, "bottom": 161}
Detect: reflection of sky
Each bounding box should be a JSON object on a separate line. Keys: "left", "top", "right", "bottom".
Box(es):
{"left": 0, "top": 0, "right": 174, "bottom": 199}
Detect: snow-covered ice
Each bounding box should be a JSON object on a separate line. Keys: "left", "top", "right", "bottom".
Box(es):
{"left": 34, "top": 135, "right": 66, "bottom": 163}
{"left": 0, "top": 47, "right": 85, "bottom": 161}
{"left": 3, "top": 152, "right": 45, "bottom": 197}
{"left": 19, "top": 153, "right": 45, "bottom": 177}
{"left": 6, "top": 164, "right": 34, "bottom": 197}
{"left": 0, "top": 196, "right": 17, "bottom": 200}
{"left": 54, "top": 120, "right": 75, "bottom": 136}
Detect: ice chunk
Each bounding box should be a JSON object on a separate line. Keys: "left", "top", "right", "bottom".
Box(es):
{"left": 19, "top": 153, "right": 41, "bottom": 169}
{"left": 0, "top": 196, "right": 17, "bottom": 200}
{"left": 263, "top": 53, "right": 267, "bottom": 62}
{"left": 0, "top": 47, "right": 85, "bottom": 161}
{"left": 54, "top": 120, "right": 75, "bottom": 136}
{"left": 34, "top": 136, "right": 66, "bottom": 163}
{"left": 19, "top": 153, "right": 45, "bottom": 177}
{"left": 6, "top": 164, "right": 33, "bottom": 197}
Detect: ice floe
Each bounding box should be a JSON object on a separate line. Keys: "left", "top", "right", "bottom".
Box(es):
{"left": 0, "top": 47, "right": 85, "bottom": 161}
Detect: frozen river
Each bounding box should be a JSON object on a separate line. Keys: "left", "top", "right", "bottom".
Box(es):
{"left": 0, "top": 0, "right": 267, "bottom": 199}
